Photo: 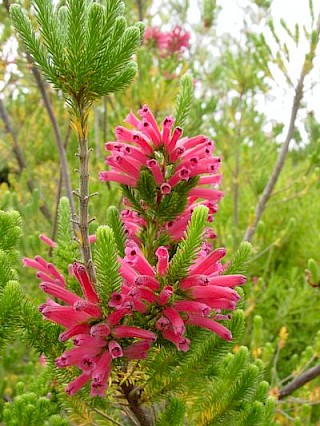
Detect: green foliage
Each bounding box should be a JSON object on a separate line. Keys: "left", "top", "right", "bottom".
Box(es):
{"left": 0, "top": 281, "right": 22, "bottom": 354}
{"left": 20, "top": 298, "right": 65, "bottom": 358}
{"left": 106, "top": 206, "right": 126, "bottom": 257}
{"left": 156, "top": 177, "right": 199, "bottom": 222}
{"left": 145, "top": 311, "right": 244, "bottom": 402}
{"left": 225, "top": 242, "right": 252, "bottom": 275}
{"left": 53, "top": 197, "right": 79, "bottom": 275}
{"left": 122, "top": 175, "right": 199, "bottom": 224}
{"left": 94, "top": 225, "right": 122, "bottom": 312}
{"left": 10, "top": 0, "right": 144, "bottom": 114}
{"left": 0, "top": 210, "right": 22, "bottom": 264}
{"left": 167, "top": 205, "right": 208, "bottom": 283}
{"left": 202, "top": 0, "right": 217, "bottom": 29}
{"left": 174, "top": 74, "right": 194, "bottom": 128}
{"left": 306, "top": 258, "right": 320, "bottom": 284}
{"left": 2, "top": 391, "right": 69, "bottom": 426}
{"left": 137, "top": 169, "right": 157, "bottom": 210}
{"left": 155, "top": 398, "right": 186, "bottom": 425}
{"left": 188, "top": 346, "right": 275, "bottom": 425}
{"left": 0, "top": 250, "right": 18, "bottom": 289}
{"left": 0, "top": 211, "right": 22, "bottom": 353}
{"left": 144, "top": 311, "right": 274, "bottom": 425}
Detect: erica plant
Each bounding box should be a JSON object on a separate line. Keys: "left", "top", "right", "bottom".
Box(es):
{"left": 9, "top": 0, "right": 275, "bottom": 424}
{"left": 24, "top": 103, "right": 247, "bottom": 398}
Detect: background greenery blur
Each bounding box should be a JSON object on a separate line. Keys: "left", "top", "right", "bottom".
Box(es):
{"left": 1, "top": 0, "right": 320, "bottom": 424}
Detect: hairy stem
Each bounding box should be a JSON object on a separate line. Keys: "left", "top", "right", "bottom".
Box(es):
{"left": 278, "top": 363, "right": 320, "bottom": 399}
{"left": 0, "top": 97, "right": 52, "bottom": 222}
{"left": 121, "top": 383, "right": 151, "bottom": 426}
{"left": 243, "top": 17, "right": 320, "bottom": 242}
{"left": 77, "top": 113, "right": 96, "bottom": 284}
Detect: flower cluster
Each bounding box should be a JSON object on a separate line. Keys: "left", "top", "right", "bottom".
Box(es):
{"left": 118, "top": 241, "right": 245, "bottom": 351}
{"left": 24, "top": 105, "right": 246, "bottom": 397}
{"left": 144, "top": 26, "right": 190, "bottom": 55}
{"left": 24, "top": 238, "right": 245, "bottom": 396}
{"left": 23, "top": 257, "right": 155, "bottom": 396}
{"left": 99, "top": 104, "right": 223, "bottom": 242}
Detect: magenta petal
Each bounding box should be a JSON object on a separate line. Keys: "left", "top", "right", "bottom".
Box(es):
{"left": 66, "top": 373, "right": 91, "bottom": 396}
{"left": 187, "top": 315, "right": 232, "bottom": 341}
{"left": 112, "top": 325, "right": 157, "bottom": 341}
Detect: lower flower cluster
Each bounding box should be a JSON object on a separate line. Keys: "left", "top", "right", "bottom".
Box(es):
{"left": 24, "top": 258, "right": 155, "bottom": 396}
{"left": 24, "top": 237, "right": 245, "bottom": 397}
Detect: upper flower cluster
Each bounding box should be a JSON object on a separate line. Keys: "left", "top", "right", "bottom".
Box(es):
{"left": 99, "top": 104, "right": 223, "bottom": 241}
{"left": 144, "top": 26, "right": 190, "bottom": 55}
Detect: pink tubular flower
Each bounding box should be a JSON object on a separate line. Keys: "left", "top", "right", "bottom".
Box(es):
{"left": 112, "top": 325, "right": 157, "bottom": 341}
{"left": 27, "top": 93, "right": 247, "bottom": 397}
{"left": 39, "top": 234, "right": 57, "bottom": 248}
{"left": 124, "top": 340, "right": 151, "bottom": 360}
{"left": 186, "top": 315, "right": 232, "bottom": 341}
{"left": 155, "top": 246, "right": 169, "bottom": 276}
{"left": 163, "top": 307, "right": 185, "bottom": 336}
{"left": 23, "top": 256, "right": 66, "bottom": 287}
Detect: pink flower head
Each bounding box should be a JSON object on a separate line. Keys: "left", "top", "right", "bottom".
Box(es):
{"left": 144, "top": 26, "right": 169, "bottom": 50}
{"left": 116, "top": 240, "right": 246, "bottom": 352}
{"left": 166, "top": 26, "right": 191, "bottom": 55}
{"left": 101, "top": 105, "right": 224, "bottom": 243}
{"left": 144, "top": 26, "right": 190, "bottom": 56}
{"left": 24, "top": 254, "right": 155, "bottom": 397}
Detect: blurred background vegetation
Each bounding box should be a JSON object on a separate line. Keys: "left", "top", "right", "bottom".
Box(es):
{"left": 1, "top": 0, "right": 320, "bottom": 424}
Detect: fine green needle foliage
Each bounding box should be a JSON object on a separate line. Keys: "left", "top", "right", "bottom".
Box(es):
{"left": 202, "top": 0, "right": 217, "bottom": 29}
{"left": 0, "top": 250, "right": 17, "bottom": 289}
{"left": 156, "top": 177, "right": 199, "bottom": 222}
{"left": 0, "top": 211, "right": 22, "bottom": 353}
{"left": 94, "top": 225, "right": 122, "bottom": 311}
{"left": 189, "top": 346, "right": 275, "bottom": 425}
{"left": 174, "top": 74, "right": 194, "bottom": 128}
{"left": 2, "top": 392, "right": 69, "bottom": 426}
{"left": 122, "top": 175, "right": 199, "bottom": 224}
{"left": 225, "top": 241, "right": 252, "bottom": 275}
{"left": 10, "top": 0, "right": 144, "bottom": 114}
{"left": 167, "top": 205, "right": 208, "bottom": 283}
{"left": 144, "top": 310, "right": 273, "bottom": 425}
{"left": 20, "top": 298, "right": 65, "bottom": 358}
{"left": 53, "top": 197, "right": 79, "bottom": 275}
{"left": 0, "top": 281, "right": 22, "bottom": 353}
{"left": 106, "top": 206, "right": 126, "bottom": 257}
{"left": 155, "top": 397, "right": 186, "bottom": 426}
{"left": 137, "top": 169, "right": 158, "bottom": 211}
{"left": 0, "top": 210, "right": 22, "bottom": 264}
